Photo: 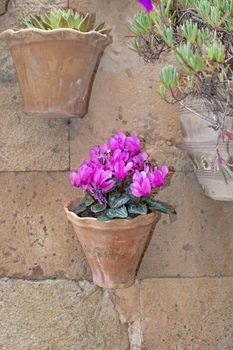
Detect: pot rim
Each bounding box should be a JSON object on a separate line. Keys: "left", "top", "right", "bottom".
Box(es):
{"left": 0, "top": 28, "right": 112, "bottom": 46}
{"left": 64, "top": 198, "right": 160, "bottom": 230}
{"left": 181, "top": 141, "right": 233, "bottom": 150}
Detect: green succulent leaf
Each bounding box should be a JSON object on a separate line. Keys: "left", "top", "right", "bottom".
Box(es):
{"left": 22, "top": 8, "right": 111, "bottom": 33}
{"left": 107, "top": 206, "right": 128, "bottom": 219}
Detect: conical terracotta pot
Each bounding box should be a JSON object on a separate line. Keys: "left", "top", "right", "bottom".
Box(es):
{"left": 65, "top": 198, "right": 161, "bottom": 289}
{"left": 180, "top": 97, "right": 233, "bottom": 201}
{"left": 0, "top": 28, "right": 112, "bottom": 118}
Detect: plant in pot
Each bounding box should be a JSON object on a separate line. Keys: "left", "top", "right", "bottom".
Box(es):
{"left": 65, "top": 131, "right": 175, "bottom": 289}
{"left": 128, "top": 0, "right": 233, "bottom": 201}
{"left": 0, "top": 8, "right": 112, "bottom": 118}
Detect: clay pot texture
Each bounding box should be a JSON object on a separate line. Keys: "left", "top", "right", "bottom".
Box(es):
{"left": 65, "top": 198, "right": 161, "bottom": 289}
{"left": 180, "top": 97, "right": 233, "bottom": 201}
{"left": 0, "top": 28, "right": 112, "bottom": 118}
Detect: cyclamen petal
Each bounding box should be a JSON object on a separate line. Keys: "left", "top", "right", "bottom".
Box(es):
{"left": 138, "top": 0, "right": 154, "bottom": 12}
{"left": 69, "top": 171, "right": 80, "bottom": 187}
{"left": 149, "top": 165, "right": 168, "bottom": 188}
{"left": 130, "top": 171, "right": 152, "bottom": 197}
{"left": 114, "top": 160, "right": 133, "bottom": 180}
{"left": 125, "top": 135, "right": 141, "bottom": 155}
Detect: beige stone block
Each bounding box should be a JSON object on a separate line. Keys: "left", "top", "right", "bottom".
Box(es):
{"left": 141, "top": 278, "right": 233, "bottom": 350}
{"left": 69, "top": 0, "right": 191, "bottom": 173}
{"left": 0, "top": 83, "right": 69, "bottom": 171}
{"left": 138, "top": 171, "right": 233, "bottom": 278}
{"left": 0, "top": 0, "right": 8, "bottom": 15}
{"left": 0, "top": 279, "right": 129, "bottom": 349}
{"left": 70, "top": 68, "right": 190, "bottom": 172}
{"left": 0, "top": 172, "right": 90, "bottom": 280}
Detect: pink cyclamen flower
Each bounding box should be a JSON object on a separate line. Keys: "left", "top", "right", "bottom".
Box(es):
{"left": 125, "top": 134, "right": 141, "bottom": 156}
{"left": 108, "top": 132, "right": 126, "bottom": 152}
{"left": 132, "top": 151, "right": 148, "bottom": 171}
{"left": 69, "top": 163, "right": 94, "bottom": 190}
{"left": 90, "top": 168, "right": 115, "bottom": 202}
{"left": 149, "top": 165, "right": 168, "bottom": 188}
{"left": 113, "top": 160, "right": 134, "bottom": 181}
{"left": 138, "top": 0, "right": 154, "bottom": 12}
{"left": 130, "top": 171, "right": 152, "bottom": 197}
{"left": 111, "top": 149, "right": 129, "bottom": 164}
{"left": 89, "top": 143, "right": 109, "bottom": 167}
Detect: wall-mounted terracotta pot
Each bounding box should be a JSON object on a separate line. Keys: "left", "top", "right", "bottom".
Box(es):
{"left": 65, "top": 198, "right": 161, "bottom": 289}
{"left": 180, "top": 97, "right": 233, "bottom": 201}
{"left": 0, "top": 28, "right": 112, "bottom": 118}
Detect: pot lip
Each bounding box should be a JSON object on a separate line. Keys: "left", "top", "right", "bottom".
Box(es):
{"left": 0, "top": 28, "right": 112, "bottom": 45}
{"left": 181, "top": 140, "right": 233, "bottom": 150}
{"left": 64, "top": 197, "right": 160, "bottom": 229}
{"left": 195, "top": 169, "right": 233, "bottom": 179}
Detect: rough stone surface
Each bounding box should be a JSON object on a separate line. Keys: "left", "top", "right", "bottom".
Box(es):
{"left": 138, "top": 171, "right": 233, "bottom": 278}
{"left": 140, "top": 278, "right": 233, "bottom": 350}
{"left": 0, "top": 0, "right": 233, "bottom": 349}
{"left": 0, "top": 278, "right": 129, "bottom": 350}
{"left": 70, "top": 0, "right": 189, "bottom": 173}
{"left": 0, "top": 83, "right": 69, "bottom": 171}
{"left": 0, "top": 0, "right": 8, "bottom": 15}
{"left": 0, "top": 172, "right": 90, "bottom": 280}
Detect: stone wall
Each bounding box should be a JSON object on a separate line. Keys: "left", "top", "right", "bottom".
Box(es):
{"left": 0, "top": 0, "right": 233, "bottom": 349}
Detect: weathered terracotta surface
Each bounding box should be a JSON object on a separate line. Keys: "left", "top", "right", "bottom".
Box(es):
{"left": 180, "top": 98, "right": 233, "bottom": 200}
{"left": 65, "top": 198, "right": 160, "bottom": 289}
{"left": 0, "top": 28, "right": 111, "bottom": 117}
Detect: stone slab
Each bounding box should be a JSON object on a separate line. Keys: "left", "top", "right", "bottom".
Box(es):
{"left": 0, "top": 278, "right": 129, "bottom": 350}
{"left": 138, "top": 171, "right": 233, "bottom": 279}
{"left": 0, "top": 83, "right": 69, "bottom": 171}
{"left": 0, "top": 172, "right": 90, "bottom": 280}
{"left": 69, "top": 0, "right": 191, "bottom": 173}
{"left": 69, "top": 67, "right": 191, "bottom": 173}
{"left": 141, "top": 277, "right": 233, "bottom": 350}
{"left": 0, "top": 0, "right": 8, "bottom": 15}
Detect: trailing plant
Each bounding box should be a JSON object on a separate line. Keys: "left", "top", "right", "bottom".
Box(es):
{"left": 23, "top": 8, "right": 110, "bottom": 34}
{"left": 128, "top": 0, "right": 233, "bottom": 179}
{"left": 70, "top": 131, "right": 175, "bottom": 221}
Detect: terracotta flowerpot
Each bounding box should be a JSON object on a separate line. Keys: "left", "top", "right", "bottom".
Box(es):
{"left": 65, "top": 198, "right": 161, "bottom": 289}
{"left": 0, "top": 28, "right": 112, "bottom": 118}
{"left": 180, "top": 97, "right": 233, "bottom": 201}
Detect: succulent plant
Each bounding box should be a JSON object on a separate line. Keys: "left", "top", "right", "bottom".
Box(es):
{"left": 23, "top": 8, "right": 111, "bottom": 34}
{"left": 129, "top": 0, "right": 233, "bottom": 178}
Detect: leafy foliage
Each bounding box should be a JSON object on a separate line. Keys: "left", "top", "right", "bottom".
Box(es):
{"left": 74, "top": 193, "right": 174, "bottom": 221}
{"left": 23, "top": 8, "right": 111, "bottom": 34}
{"left": 128, "top": 0, "right": 233, "bottom": 178}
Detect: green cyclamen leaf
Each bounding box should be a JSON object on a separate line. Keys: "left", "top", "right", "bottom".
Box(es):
{"left": 128, "top": 203, "right": 148, "bottom": 215}
{"left": 109, "top": 193, "right": 130, "bottom": 209}
{"left": 145, "top": 198, "right": 176, "bottom": 214}
{"left": 97, "top": 214, "right": 110, "bottom": 221}
{"left": 73, "top": 202, "right": 87, "bottom": 215}
{"left": 91, "top": 203, "right": 107, "bottom": 213}
{"left": 84, "top": 194, "right": 95, "bottom": 207}
{"left": 107, "top": 205, "right": 128, "bottom": 219}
